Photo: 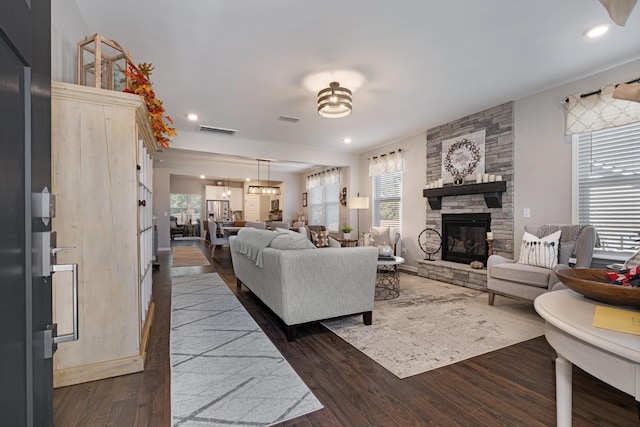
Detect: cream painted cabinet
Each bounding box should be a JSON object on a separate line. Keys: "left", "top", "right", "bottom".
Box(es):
{"left": 244, "top": 194, "right": 261, "bottom": 221}
{"left": 244, "top": 194, "right": 270, "bottom": 221}
{"left": 229, "top": 187, "right": 243, "bottom": 211}
{"left": 205, "top": 185, "right": 224, "bottom": 200}
{"left": 51, "top": 82, "right": 155, "bottom": 387}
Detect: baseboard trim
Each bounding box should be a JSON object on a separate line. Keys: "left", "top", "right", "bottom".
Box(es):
{"left": 53, "top": 355, "right": 144, "bottom": 388}
{"left": 140, "top": 302, "right": 155, "bottom": 358}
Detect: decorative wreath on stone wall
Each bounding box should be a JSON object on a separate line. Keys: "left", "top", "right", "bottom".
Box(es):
{"left": 443, "top": 138, "right": 481, "bottom": 178}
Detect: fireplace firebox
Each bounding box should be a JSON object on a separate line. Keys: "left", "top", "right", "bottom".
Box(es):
{"left": 442, "top": 213, "right": 491, "bottom": 264}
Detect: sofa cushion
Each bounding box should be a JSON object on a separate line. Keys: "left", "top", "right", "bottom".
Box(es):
{"left": 269, "top": 231, "right": 317, "bottom": 250}
{"left": 517, "top": 230, "right": 561, "bottom": 269}
{"left": 275, "top": 227, "right": 295, "bottom": 234}
{"left": 490, "top": 262, "right": 551, "bottom": 288}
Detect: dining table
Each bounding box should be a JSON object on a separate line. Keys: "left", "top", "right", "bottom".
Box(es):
{"left": 220, "top": 226, "right": 243, "bottom": 236}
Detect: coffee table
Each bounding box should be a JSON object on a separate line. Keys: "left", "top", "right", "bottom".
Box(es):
{"left": 375, "top": 256, "right": 404, "bottom": 300}
{"left": 534, "top": 290, "right": 640, "bottom": 426}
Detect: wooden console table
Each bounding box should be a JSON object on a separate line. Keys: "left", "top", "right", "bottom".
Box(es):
{"left": 534, "top": 290, "right": 640, "bottom": 426}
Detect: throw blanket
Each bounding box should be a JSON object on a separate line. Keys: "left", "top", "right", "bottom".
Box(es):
{"left": 234, "top": 228, "right": 283, "bottom": 267}
{"left": 536, "top": 224, "right": 586, "bottom": 243}
{"left": 537, "top": 224, "right": 600, "bottom": 247}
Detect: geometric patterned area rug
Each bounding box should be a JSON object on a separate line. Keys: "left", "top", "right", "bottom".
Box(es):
{"left": 171, "top": 273, "right": 323, "bottom": 426}
{"left": 322, "top": 273, "right": 544, "bottom": 379}
{"left": 172, "top": 246, "right": 210, "bottom": 267}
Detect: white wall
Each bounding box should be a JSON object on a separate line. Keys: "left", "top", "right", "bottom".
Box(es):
{"left": 51, "top": 0, "right": 88, "bottom": 83}
{"left": 513, "top": 58, "right": 640, "bottom": 258}
{"left": 358, "top": 133, "right": 427, "bottom": 271}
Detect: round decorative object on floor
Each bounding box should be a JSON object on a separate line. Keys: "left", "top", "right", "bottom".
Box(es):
{"left": 470, "top": 260, "right": 484, "bottom": 269}
{"left": 418, "top": 227, "right": 442, "bottom": 261}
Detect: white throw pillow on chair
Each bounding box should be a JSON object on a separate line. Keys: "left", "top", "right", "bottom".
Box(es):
{"left": 517, "top": 230, "right": 561, "bottom": 269}
{"left": 370, "top": 226, "right": 391, "bottom": 246}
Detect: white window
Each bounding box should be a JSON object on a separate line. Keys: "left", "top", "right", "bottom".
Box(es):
{"left": 308, "top": 183, "right": 340, "bottom": 231}
{"left": 170, "top": 193, "right": 201, "bottom": 224}
{"left": 372, "top": 171, "right": 402, "bottom": 232}
{"left": 574, "top": 121, "right": 640, "bottom": 256}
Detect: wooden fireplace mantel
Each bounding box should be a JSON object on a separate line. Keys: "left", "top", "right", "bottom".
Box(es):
{"left": 422, "top": 181, "right": 507, "bottom": 210}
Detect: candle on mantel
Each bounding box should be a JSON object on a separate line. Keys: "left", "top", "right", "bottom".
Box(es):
{"left": 486, "top": 231, "right": 494, "bottom": 240}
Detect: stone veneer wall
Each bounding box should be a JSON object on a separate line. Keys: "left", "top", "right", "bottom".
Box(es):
{"left": 420, "top": 102, "right": 514, "bottom": 288}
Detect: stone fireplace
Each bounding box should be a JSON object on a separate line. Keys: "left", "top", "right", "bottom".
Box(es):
{"left": 417, "top": 101, "right": 514, "bottom": 291}
{"left": 442, "top": 213, "right": 491, "bottom": 265}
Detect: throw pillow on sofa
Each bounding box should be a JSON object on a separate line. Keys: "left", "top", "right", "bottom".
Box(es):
{"left": 517, "top": 230, "right": 561, "bottom": 269}
{"left": 269, "top": 231, "right": 317, "bottom": 250}
{"left": 311, "top": 230, "right": 330, "bottom": 247}
{"left": 624, "top": 247, "right": 640, "bottom": 269}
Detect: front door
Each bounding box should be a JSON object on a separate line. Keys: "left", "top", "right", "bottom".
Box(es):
{"left": 0, "top": 0, "right": 53, "bottom": 425}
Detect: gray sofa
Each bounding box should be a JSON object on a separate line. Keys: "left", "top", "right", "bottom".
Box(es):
{"left": 487, "top": 224, "right": 597, "bottom": 305}
{"left": 229, "top": 229, "right": 378, "bottom": 340}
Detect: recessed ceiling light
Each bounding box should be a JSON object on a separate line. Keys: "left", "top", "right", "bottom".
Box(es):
{"left": 584, "top": 24, "right": 609, "bottom": 38}
{"left": 187, "top": 113, "right": 198, "bottom": 121}
{"left": 200, "top": 175, "right": 205, "bottom": 179}
{"left": 343, "top": 138, "right": 352, "bottom": 144}
{"left": 246, "top": 177, "right": 251, "bottom": 181}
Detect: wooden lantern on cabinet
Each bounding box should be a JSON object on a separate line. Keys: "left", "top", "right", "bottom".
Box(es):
{"left": 77, "top": 33, "right": 131, "bottom": 91}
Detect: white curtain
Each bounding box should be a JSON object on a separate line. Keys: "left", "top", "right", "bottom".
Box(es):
{"left": 368, "top": 150, "right": 404, "bottom": 177}
{"left": 306, "top": 167, "right": 341, "bottom": 190}
{"left": 564, "top": 84, "right": 640, "bottom": 135}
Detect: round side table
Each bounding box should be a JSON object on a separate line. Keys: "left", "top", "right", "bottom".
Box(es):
{"left": 375, "top": 256, "right": 405, "bottom": 300}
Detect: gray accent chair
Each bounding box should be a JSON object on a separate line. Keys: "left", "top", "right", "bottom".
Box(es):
{"left": 170, "top": 216, "right": 184, "bottom": 240}
{"left": 209, "top": 221, "right": 230, "bottom": 255}
{"left": 487, "top": 224, "right": 597, "bottom": 305}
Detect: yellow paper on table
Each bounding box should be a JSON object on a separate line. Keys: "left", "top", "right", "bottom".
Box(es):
{"left": 592, "top": 305, "right": 640, "bottom": 336}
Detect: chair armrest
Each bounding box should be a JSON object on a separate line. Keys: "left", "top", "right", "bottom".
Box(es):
{"left": 487, "top": 254, "right": 515, "bottom": 269}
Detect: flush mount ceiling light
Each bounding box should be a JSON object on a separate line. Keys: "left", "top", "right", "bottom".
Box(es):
{"left": 584, "top": 24, "right": 610, "bottom": 38}
{"left": 317, "top": 81, "right": 352, "bottom": 118}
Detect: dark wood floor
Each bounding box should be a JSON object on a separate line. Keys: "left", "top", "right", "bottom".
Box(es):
{"left": 54, "top": 239, "right": 639, "bottom": 426}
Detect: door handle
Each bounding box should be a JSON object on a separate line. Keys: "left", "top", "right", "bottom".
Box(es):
{"left": 52, "top": 263, "right": 79, "bottom": 344}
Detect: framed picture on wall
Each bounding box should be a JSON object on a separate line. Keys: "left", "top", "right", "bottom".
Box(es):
{"left": 302, "top": 192, "right": 307, "bottom": 207}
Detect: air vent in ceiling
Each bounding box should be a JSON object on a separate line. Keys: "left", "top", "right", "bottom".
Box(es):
{"left": 278, "top": 115, "right": 300, "bottom": 123}
{"left": 199, "top": 125, "right": 237, "bottom": 136}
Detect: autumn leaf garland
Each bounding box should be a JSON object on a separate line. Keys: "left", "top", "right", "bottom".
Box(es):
{"left": 124, "top": 61, "right": 176, "bottom": 148}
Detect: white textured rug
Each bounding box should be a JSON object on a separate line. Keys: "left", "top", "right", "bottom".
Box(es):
{"left": 322, "top": 273, "right": 544, "bottom": 379}
{"left": 171, "top": 273, "right": 323, "bottom": 426}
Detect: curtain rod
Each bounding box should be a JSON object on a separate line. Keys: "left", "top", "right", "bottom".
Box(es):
{"left": 564, "top": 76, "right": 640, "bottom": 103}
{"left": 367, "top": 148, "right": 403, "bottom": 161}
{"left": 307, "top": 167, "right": 340, "bottom": 178}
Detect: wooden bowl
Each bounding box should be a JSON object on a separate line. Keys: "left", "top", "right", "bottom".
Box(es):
{"left": 556, "top": 268, "right": 640, "bottom": 309}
